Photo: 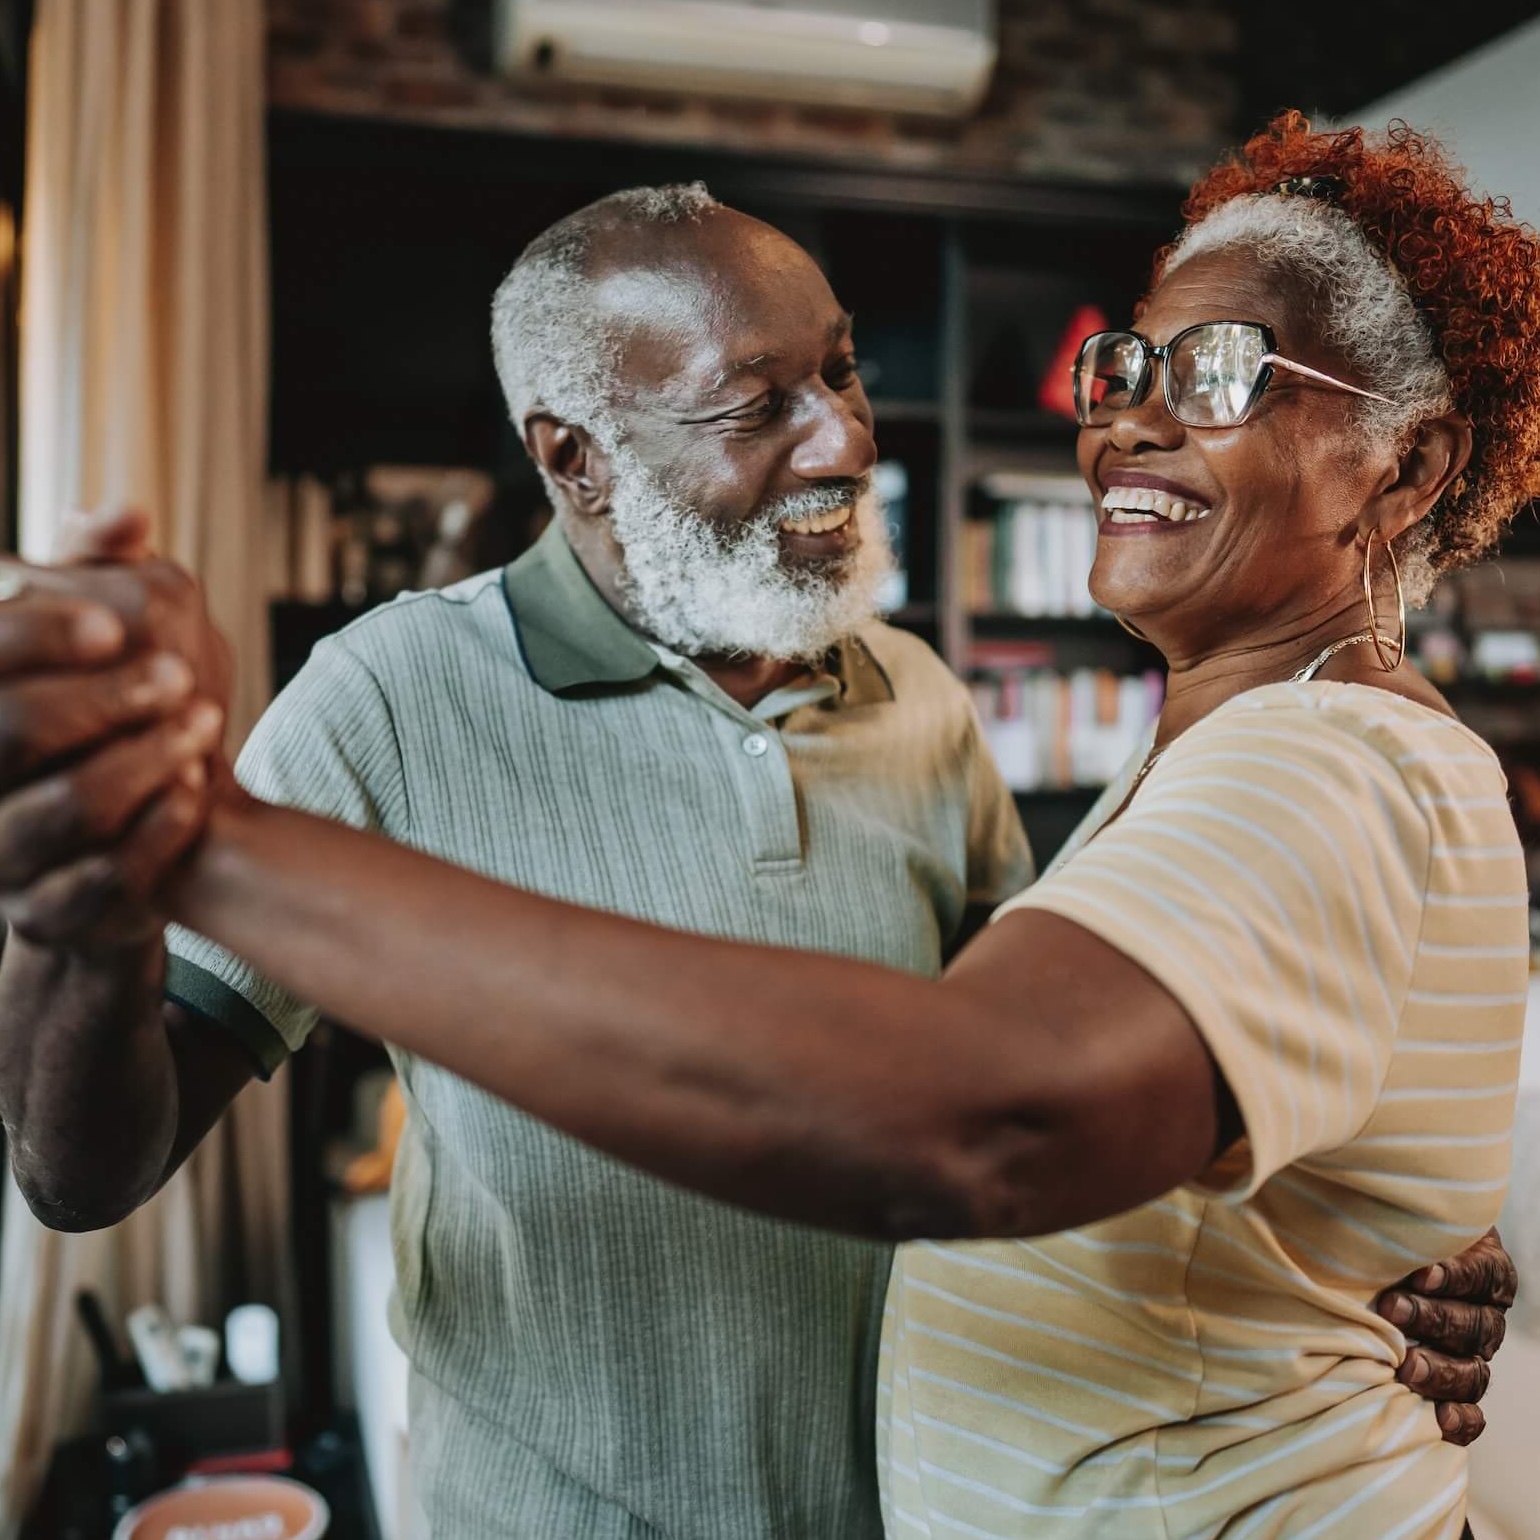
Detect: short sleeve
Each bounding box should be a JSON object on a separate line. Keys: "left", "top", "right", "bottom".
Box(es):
{"left": 996, "top": 700, "right": 1431, "bottom": 1199}
{"left": 166, "top": 636, "right": 410, "bottom": 1074}
{"left": 962, "top": 705, "right": 1035, "bottom": 907}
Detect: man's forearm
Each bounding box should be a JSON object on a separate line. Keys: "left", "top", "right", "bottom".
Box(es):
{"left": 0, "top": 935, "right": 179, "bottom": 1230}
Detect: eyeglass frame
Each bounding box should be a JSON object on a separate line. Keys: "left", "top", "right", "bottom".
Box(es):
{"left": 1072, "top": 321, "right": 1396, "bottom": 430}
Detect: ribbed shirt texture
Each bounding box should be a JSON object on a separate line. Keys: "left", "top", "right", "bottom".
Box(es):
{"left": 167, "top": 523, "right": 1033, "bottom": 1539}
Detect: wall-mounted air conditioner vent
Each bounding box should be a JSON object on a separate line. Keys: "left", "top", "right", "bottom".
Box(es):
{"left": 493, "top": 1, "right": 998, "bottom": 119}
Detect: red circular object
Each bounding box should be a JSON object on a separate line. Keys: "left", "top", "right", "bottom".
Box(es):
{"left": 111, "top": 1474, "right": 329, "bottom": 1540}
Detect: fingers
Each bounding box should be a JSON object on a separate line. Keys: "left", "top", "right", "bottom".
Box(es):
{"left": 1396, "top": 1346, "right": 1491, "bottom": 1404}
{"left": 0, "top": 588, "right": 126, "bottom": 676}
{"left": 1397, "top": 1228, "right": 1518, "bottom": 1310}
{"left": 0, "top": 773, "right": 209, "bottom": 948}
{"left": 0, "top": 561, "right": 224, "bottom": 714}
{"left": 1375, "top": 1291, "right": 1508, "bottom": 1360}
{"left": 20, "top": 558, "right": 189, "bottom": 651}
{"left": 0, "top": 652, "right": 196, "bottom": 786}
{"left": 1434, "top": 1401, "right": 1486, "bottom": 1447}
{"left": 53, "top": 506, "right": 155, "bottom": 564}
{"left": 0, "top": 699, "right": 222, "bottom": 893}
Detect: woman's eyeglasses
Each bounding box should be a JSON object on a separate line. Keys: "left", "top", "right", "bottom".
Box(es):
{"left": 1072, "top": 321, "right": 1394, "bottom": 430}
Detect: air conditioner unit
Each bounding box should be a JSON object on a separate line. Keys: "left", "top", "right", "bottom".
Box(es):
{"left": 493, "top": 1, "right": 998, "bottom": 119}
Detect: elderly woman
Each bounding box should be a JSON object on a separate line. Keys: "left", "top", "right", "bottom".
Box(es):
{"left": 13, "top": 116, "right": 1540, "bottom": 1535}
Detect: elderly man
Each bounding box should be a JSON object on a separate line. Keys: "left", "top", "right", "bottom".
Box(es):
{"left": 0, "top": 186, "right": 1511, "bottom": 1540}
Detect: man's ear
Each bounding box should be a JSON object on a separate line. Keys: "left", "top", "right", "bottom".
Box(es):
{"left": 1359, "top": 410, "right": 1473, "bottom": 544}
{"left": 524, "top": 415, "right": 613, "bottom": 518}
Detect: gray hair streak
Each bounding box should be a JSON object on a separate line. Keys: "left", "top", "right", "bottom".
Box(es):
{"left": 490, "top": 182, "right": 721, "bottom": 463}
{"left": 1163, "top": 195, "right": 1453, "bottom": 600}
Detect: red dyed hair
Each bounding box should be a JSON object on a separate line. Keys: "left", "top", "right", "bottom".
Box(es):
{"left": 1157, "top": 111, "right": 1540, "bottom": 574}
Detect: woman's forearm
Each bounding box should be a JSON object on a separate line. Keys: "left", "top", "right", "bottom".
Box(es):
{"left": 166, "top": 797, "right": 1220, "bottom": 1240}
{"left": 169, "top": 798, "right": 1024, "bottom": 1237}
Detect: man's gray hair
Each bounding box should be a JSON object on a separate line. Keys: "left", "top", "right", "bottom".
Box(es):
{"left": 490, "top": 182, "right": 722, "bottom": 457}
{"left": 1164, "top": 195, "right": 1453, "bottom": 600}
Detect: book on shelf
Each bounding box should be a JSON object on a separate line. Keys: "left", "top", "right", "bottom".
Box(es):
{"left": 965, "top": 475, "right": 1101, "bottom": 619}
{"left": 873, "top": 459, "right": 910, "bottom": 614}
{"left": 970, "top": 665, "right": 1164, "bottom": 794}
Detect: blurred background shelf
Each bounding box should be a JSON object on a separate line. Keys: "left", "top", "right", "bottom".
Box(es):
{"left": 970, "top": 612, "right": 1125, "bottom": 634}
{"left": 870, "top": 400, "right": 943, "bottom": 424}
{"left": 967, "top": 408, "right": 1080, "bottom": 443}
{"left": 1011, "top": 786, "right": 1105, "bottom": 867}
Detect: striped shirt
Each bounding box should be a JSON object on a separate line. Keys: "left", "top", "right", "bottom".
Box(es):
{"left": 166, "top": 521, "right": 1033, "bottom": 1540}
{"left": 880, "top": 682, "right": 1528, "bottom": 1539}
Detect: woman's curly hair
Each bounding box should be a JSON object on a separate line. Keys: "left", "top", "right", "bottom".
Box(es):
{"left": 1155, "top": 110, "right": 1540, "bottom": 587}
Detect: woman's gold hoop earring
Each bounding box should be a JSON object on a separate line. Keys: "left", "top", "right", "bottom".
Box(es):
{"left": 1113, "top": 613, "right": 1151, "bottom": 642}
{"left": 1362, "top": 529, "right": 1406, "bottom": 672}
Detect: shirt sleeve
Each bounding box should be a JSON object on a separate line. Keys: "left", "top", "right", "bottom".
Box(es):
{"left": 995, "top": 700, "right": 1431, "bottom": 1199}
{"left": 962, "top": 704, "right": 1036, "bottom": 907}
{"left": 165, "top": 635, "right": 411, "bottom": 1076}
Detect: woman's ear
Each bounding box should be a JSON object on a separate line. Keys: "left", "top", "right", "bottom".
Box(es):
{"left": 524, "top": 415, "right": 614, "bottom": 519}
{"left": 1360, "top": 411, "right": 1472, "bottom": 543}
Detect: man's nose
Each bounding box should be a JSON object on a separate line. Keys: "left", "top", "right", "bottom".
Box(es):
{"left": 788, "top": 390, "right": 878, "bottom": 482}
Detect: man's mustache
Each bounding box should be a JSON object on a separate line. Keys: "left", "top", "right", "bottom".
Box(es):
{"left": 757, "top": 477, "right": 872, "bottom": 526}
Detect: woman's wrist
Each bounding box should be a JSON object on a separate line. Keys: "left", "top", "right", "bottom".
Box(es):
{"left": 166, "top": 777, "right": 267, "bottom": 929}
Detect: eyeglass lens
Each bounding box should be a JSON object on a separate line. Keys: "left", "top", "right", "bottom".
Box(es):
{"left": 1075, "top": 324, "right": 1269, "bottom": 428}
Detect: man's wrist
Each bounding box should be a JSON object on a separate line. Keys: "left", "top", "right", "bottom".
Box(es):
{"left": 10, "top": 926, "right": 167, "bottom": 992}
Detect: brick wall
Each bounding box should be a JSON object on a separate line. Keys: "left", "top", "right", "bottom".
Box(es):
{"left": 267, "top": 0, "right": 1239, "bottom": 186}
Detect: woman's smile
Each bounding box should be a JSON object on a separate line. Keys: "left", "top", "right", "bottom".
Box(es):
{"left": 1096, "top": 470, "right": 1215, "bottom": 537}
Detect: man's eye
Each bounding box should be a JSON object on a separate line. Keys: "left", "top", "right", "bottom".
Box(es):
{"left": 829, "top": 357, "right": 862, "bottom": 388}
{"left": 729, "top": 392, "right": 783, "bottom": 424}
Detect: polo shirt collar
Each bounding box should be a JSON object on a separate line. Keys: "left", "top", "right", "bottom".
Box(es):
{"left": 503, "top": 519, "right": 895, "bottom": 708}
{"left": 830, "top": 633, "right": 896, "bottom": 708}
{"left": 503, "top": 521, "right": 660, "bottom": 694}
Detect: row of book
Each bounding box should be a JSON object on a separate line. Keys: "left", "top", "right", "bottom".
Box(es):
{"left": 970, "top": 667, "right": 1166, "bottom": 793}
{"left": 963, "top": 493, "right": 1101, "bottom": 619}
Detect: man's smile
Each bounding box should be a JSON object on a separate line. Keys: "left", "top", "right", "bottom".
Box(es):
{"left": 778, "top": 504, "right": 853, "bottom": 537}
{"left": 776, "top": 503, "right": 859, "bottom": 561}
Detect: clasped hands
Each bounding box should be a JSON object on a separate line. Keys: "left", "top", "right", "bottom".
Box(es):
{"left": 0, "top": 508, "right": 234, "bottom": 951}
{"left": 0, "top": 508, "right": 1517, "bottom": 1442}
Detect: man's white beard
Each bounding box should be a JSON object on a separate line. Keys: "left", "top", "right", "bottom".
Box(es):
{"left": 603, "top": 446, "right": 895, "bottom": 664}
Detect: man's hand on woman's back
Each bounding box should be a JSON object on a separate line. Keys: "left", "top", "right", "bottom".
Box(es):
{"left": 1378, "top": 1227, "right": 1519, "bottom": 1446}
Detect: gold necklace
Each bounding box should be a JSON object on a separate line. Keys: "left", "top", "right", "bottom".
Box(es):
{"left": 1128, "top": 632, "right": 1376, "bottom": 796}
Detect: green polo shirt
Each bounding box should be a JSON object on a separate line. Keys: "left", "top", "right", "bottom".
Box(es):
{"left": 167, "top": 521, "right": 1032, "bottom": 1540}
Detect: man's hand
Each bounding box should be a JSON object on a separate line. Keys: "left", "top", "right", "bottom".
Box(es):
{"left": 1375, "top": 1227, "right": 1518, "bottom": 1446}
{"left": 0, "top": 513, "right": 230, "bottom": 950}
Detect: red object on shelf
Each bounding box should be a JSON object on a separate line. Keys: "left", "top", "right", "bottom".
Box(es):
{"left": 186, "top": 1447, "right": 295, "bottom": 1477}
{"left": 1038, "top": 304, "right": 1111, "bottom": 420}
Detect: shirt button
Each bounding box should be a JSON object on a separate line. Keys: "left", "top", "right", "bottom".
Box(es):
{"left": 742, "top": 733, "right": 770, "bottom": 758}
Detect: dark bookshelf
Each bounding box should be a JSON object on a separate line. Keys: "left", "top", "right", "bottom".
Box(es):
{"left": 968, "top": 408, "right": 1080, "bottom": 443}
{"left": 1012, "top": 786, "right": 1103, "bottom": 868}
{"left": 870, "top": 399, "right": 943, "bottom": 425}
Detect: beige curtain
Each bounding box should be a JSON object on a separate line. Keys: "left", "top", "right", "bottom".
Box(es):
{"left": 1, "top": 3, "right": 286, "bottom": 1533}
{"left": 16, "top": 0, "right": 270, "bottom": 738}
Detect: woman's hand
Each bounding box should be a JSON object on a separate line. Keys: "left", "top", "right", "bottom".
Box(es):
{"left": 1375, "top": 1227, "right": 1518, "bottom": 1445}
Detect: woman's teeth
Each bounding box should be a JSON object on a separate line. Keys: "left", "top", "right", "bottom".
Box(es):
{"left": 1100, "top": 489, "right": 1212, "bottom": 524}
{"left": 779, "top": 505, "right": 854, "bottom": 537}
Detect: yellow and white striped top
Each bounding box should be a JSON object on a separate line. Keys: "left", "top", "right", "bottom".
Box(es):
{"left": 879, "top": 682, "right": 1528, "bottom": 1539}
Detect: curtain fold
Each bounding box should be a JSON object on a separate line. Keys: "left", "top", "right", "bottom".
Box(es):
{"left": 1, "top": 3, "right": 286, "bottom": 1533}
